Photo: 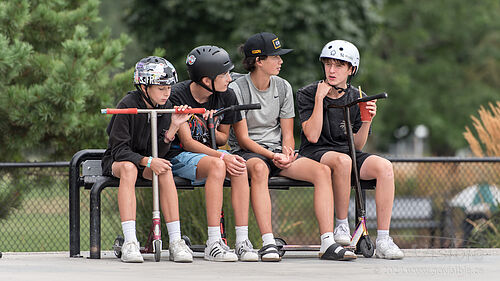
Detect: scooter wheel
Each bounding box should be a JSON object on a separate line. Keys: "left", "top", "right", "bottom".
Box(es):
{"left": 113, "top": 236, "right": 124, "bottom": 258}
{"left": 274, "top": 237, "right": 287, "bottom": 257}
{"left": 359, "top": 236, "right": 374, "bottom": 258}
{"left": 154, "top": 240, "right": 162, "bottom": 262}
{"left": 182, "top": 235, "right": 192, "bottom": 247}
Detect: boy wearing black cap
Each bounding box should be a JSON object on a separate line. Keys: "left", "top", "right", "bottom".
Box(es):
{"left": 229, "top": 32, "right": 356, "bottom": 261}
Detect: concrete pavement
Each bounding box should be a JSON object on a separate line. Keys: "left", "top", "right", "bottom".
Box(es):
{"left": 1, "top": 249, "right": 499, "bottom": 281}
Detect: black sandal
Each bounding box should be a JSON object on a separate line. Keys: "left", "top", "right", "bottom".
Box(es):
{"left": 319, "top": 243, "right": 357, "bottom": 261}
{"left": 258, "top": 244, "right": 281, "bottom": 262}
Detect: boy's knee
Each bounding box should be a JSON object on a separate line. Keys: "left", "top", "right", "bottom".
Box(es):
{"left": 380, "top": 159, "right": 394, "bottom": 179}
{"left": 334, "top": 154, "right": 352, "bottom": 169}
{"left": 120, "top": 162, "right": 138, "bottom": 176}
{"left": 249, "top": 161, "right": 269, "bottom": 180}
{"left": 207, "top": 157, "right": 226, "bottom": 178}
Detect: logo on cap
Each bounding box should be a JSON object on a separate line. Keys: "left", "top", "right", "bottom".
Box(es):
{"left": 186, "top": 55, "right": 196, "bottom": 65}
{"left": 252, "top": 50, "right": 262, "bottom": 54}
{"left": 272, "top": 38, "right": 281, "bottom": 49}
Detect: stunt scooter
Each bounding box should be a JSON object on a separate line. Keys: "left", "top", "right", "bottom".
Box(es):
{"left": 273, "top": 92, "right": 387, "bottom": 258}
{"left": 101, "top": 106, "right": 206, "bottom": 261}
{"left": 181, "top": 103, "right": 262, "bottom": 251}
{"left": 327, "top": 92, "right": 388, "bottom": 257}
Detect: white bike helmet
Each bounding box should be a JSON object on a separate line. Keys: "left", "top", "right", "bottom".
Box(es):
{"left": 319, "top": 40, "right": 360, "bottom": 75}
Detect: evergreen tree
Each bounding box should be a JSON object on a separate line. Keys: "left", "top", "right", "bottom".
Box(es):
{"left": 0, "top": 0, "right": 130, "bottom": 219}
{"left": 0, "top": 0, "right": 131, "bottom": 162}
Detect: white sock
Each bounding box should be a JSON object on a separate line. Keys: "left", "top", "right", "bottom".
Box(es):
{"left": 235, "top": 225, "right": 249, "bottom": 244}
{"left": 336, "top": 217, "right": 349, "bottom": 227}
{"left": 122, "top": 220, "right": 138, "bottom": 243}
{"left": 377, "top": 230, "right": 389, "bottom": 242}
{"left": 166, "top": 221, "right": 181, "bottom": 242}
{"left": 207, "top": 226, "right": 221, "bottom": 244}
{"left": 320, "top": 232, "right": 335, "bottom": 253}
{"left": 262, "top": 233, "right": 275, "bottom": 246}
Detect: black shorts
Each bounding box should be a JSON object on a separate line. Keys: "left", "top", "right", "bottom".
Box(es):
{"left": 233, "top": 150, "right": 283, "bottom": 177}
{"left": 304, "top": 148, "right": 372, "bottom": 176}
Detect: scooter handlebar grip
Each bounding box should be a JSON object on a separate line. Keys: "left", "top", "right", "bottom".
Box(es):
{"left": 175, "top": 108, "right": 206, "bottom": 114}
{"left": 101, "top": 108, "right": 138, "bottom": 114}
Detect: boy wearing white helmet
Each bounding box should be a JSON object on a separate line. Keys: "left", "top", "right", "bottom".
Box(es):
{"left": 229, "top": 32, "right": 356, "bottom": 261}
{"left": 102, "top": 56, "right": 193, "bottom": 263}
{"left": 297, "top": 40, "right": 404, "bottom": 259}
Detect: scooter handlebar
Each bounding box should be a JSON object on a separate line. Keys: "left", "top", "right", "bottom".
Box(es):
{"left": 101, "top": 108, "right": 138, "bottom": 114}
{"left": 327, "top": 92, "right": 388, "bottom": 109}
{"left": 213, "top": 103, "right": 261, "bottom": 117}
{"left": 101, "top": 107, "right": 206, "bottom": 115}
{"left": 175, "top": 107, "right": 206, "bottom": 114}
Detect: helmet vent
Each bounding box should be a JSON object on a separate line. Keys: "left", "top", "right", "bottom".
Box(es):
{"left": 328, "top": 46, "right": 332, "bottom": 49}
{"left": 212, "top": 50, "right": 220, "bottom": 56}
{"left": 339, "top": 47, "right": 344, "bottom": 51}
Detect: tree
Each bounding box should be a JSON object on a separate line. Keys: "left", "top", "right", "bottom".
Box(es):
{"left": 359, "top": 0, "right": 500, "bottom": 155}
{"left": 125, "top": 0, "right": 382, "bottom": 96}
{"left": 0, "top": 0, "right": 131, "bottom": 162}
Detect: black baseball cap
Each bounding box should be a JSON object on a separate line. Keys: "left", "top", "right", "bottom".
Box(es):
{"left": 243, "top": 32, "right": 293, "bottom": 58}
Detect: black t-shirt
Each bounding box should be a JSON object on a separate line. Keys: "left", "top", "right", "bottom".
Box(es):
{"left": 297, "top": 81, "right": 369, "bottom": 157}
{"left": 168, "top": 80, "right": 242, "bottom": 156}
{"left": 101, "top": 90, "right": 173, "bottom": 176}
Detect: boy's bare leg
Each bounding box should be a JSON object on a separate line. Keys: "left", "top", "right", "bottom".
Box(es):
{"left": 195, "top": 156, "right": 226, "bottom": 226}
{"left": 229, "top": 170, "right": 250, "bottom": 227}
{"left": 319, "top": 151, "right": 352, "bottom": 220}
{"left": 143, "top": 168, "right": 179, "bottom": 222}
{"left": 279, "top": 158, "right": 333, "bottom": 234}
{"left": 359, "top": 155, "right": 395, "bottom": 230}
{"left": 246, "top": 158, "right": 272, "bottom": 234}
{"left": 113, "top": 161, "right": 139, "bottom": 222}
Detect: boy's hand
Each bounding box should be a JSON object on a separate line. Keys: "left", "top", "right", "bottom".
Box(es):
{"left": 316, "top": 81, "right": 333, "bottom": 100}
{"left": 365, "top": 100, "right": 377, "bottom": 120}
{"left": 222, "top": 153, "right": 246, "bottom": 176}
{"left": 171, "top": 105, "right": 192, "bottom": 127}
{"left": 149, "top": 157, "right": 172, "bottom": 175}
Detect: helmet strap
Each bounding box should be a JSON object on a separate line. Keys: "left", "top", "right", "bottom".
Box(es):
{"left": 195, "top": 78, "right": 219, "bottom": 95}
{"left": 136, "top": 85, "right": 157, "bottom": 108}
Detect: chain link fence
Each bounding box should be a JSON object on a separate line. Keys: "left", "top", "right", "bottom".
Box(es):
{"left": 1, "top": 158, "right": 499, "bottom": 252}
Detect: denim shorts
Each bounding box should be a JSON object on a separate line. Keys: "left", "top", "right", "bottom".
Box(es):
{"left": 170, "top": 150, "right": 228, "bottom": 186}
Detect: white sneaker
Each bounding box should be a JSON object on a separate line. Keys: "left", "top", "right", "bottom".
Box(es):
{"left": 334, "top": 224, "right": 352, "bottom": 246}
{"left": 376, "top": 236, "right": 404, "bottom": 259}
{"left": 169, "top": 239, "right": 193, "bottom": 263}
{"left": 204, "top": 239, "right": 238, "bottom": 262}
{"left": 235, "top": 239, "right": 258, "bottom": 262}
{"left": 121, "top": 240, "right": 144, "bottom": 263}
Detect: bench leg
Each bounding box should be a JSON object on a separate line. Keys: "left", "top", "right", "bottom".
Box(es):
{"left": 90, "top": 179, "right": 107, "bottom": 259}
{"left": 69, "top": 164, "right": 81, "bottom": 257}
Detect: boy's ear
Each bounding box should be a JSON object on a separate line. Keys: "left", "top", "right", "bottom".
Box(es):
{"left": 201, "top": 77, "right": 212, "bottom": 88}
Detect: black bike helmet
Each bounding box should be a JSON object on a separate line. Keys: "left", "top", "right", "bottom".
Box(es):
{"left": 186, "top": 45, "right": 234, "bottom": 93}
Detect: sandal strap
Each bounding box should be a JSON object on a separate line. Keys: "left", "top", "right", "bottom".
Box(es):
{"left": 320, "top": 243, "right": 348, "bottom": 260}
{"left": 258, "top": 244, "right": 279, "bottom": 256}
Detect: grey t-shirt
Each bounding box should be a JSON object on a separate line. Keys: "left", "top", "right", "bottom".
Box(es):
{"left": 228, "top": 73, "right": 295, "bottom": 152}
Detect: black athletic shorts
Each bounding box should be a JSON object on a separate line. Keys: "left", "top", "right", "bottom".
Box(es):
{"left": 304, "top": 148, "right": 372, "bottom": 176}
{"left": 233, "top": 149, "right": 295, "bottom": 177}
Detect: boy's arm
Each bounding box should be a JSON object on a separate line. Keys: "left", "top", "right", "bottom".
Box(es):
{"left": 215, "top": 123, "right": 230, "bottom": 146}
{"left": 280, "top": 118, "right": 295, "bottom": 150}
{"left": 353, "top": 122, "right": 370, "bottom": 150}
{"left": 301, "top": 82, "right": 331, "bottom": 143}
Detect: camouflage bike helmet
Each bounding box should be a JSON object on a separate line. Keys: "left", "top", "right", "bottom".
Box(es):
{"left": 134, "top": 56, "right": 178, "bottom": 107}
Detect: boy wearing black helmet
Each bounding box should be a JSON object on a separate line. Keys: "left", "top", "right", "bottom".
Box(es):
{"left": 102, "top": 56, "right": 193, "bottom": 263}
{"left": 228, "top": 32, "right": 356, "bottom": 261}
{"left": 297, "top": 40, "right": 404, "bottom": 259}
{"left": 169, "top": 46, "right": 257, "bottom": 262}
